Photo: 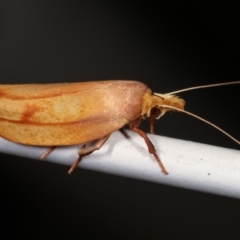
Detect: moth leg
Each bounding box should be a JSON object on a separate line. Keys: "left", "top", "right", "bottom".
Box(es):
{"left": 149, "top": 107, "right": 162, "bottom": 134}
{"left": 40, "top": 146, "right": 56, "bottom": 159}
{"left": 68, "top": 134, "right": 111, "bottom": 174}
{"left": 149, "top": 118, "right": 155, "bottom": 134}
{"left": 130, "top": 119, "right": 168, "bottom": 175}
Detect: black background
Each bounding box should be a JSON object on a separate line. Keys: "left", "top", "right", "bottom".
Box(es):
{"left": 1, "top": 1, "right": 240, "bottom": 239}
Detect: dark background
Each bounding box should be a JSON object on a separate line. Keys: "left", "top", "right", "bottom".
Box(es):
{"left": 1, "top": 1, "right": 240, "bottom": 239}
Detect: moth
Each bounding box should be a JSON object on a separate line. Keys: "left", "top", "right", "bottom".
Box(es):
{"left": 0, "top": 80, "right": 239, "bottom": 174}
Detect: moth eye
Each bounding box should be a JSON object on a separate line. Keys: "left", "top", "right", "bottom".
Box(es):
{"left": 150, "top": 107, "right": 161, "bottom": 119}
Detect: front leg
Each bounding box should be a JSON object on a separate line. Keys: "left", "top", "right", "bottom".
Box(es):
{"left": 129, "top": 118, "right": 168, "bottom": 175}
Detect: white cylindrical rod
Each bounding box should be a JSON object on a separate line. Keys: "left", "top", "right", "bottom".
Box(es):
{"left": 0, "top": 130, "right": 240, "bottom": 199}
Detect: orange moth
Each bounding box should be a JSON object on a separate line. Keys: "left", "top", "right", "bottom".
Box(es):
{"left": 0, "top": 80, "right": 239, "bottom": 175}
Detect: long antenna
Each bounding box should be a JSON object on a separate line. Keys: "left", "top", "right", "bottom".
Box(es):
{"left": 166, "top": 81, "right": 240, "bottom": 95}
{"left": 160, "top": 105, "right": 240, "bottom": 145}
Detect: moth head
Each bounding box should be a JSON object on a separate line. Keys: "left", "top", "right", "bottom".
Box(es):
{"left": 144, "top": 92, "right": 185, "bottom": 119}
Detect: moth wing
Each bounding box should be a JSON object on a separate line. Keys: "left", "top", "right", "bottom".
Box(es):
{"left": 0, "top": 81, "right": 149, "bottom": 145}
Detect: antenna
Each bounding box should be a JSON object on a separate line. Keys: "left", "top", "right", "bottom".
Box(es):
{"left": 160, "top": 104, "right": 240, "bottom": 145}
{"left": 166, "top": 81, "right": 240, "bottom": 95}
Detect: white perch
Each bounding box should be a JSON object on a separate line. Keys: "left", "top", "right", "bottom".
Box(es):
{"left": 0, "top": 129, "right": 240, "bottom": 199}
